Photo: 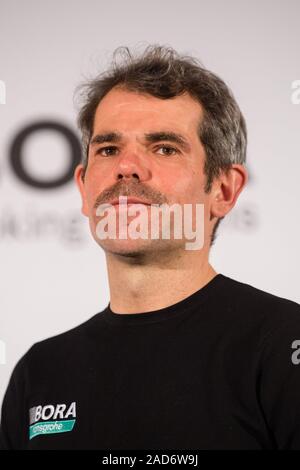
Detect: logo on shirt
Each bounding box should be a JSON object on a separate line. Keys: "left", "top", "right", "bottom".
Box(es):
{"left": 28, "top": 402, "right": 76, "bottom": 440}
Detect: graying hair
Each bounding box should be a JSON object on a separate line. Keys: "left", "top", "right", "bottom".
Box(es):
{"left": 75, "top": 44, "right": 247, "bottom": 245}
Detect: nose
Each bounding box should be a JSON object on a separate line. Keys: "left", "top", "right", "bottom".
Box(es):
{"left": 113, "top": 150, "right": 151, "bottom": 183}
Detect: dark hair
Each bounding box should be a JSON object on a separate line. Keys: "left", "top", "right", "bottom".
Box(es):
{"left": 75, "top": 44, "right": 247, "bottom": 245}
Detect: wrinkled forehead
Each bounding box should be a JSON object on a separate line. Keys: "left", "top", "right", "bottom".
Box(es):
{"left": 93, "top": 88, "right": 204, "bottom": 140}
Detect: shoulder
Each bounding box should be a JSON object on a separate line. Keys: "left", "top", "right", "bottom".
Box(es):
{"left": 217, "top": 273, "right": 300, "bottom": 339}
{"left": 219, "top": 273, "right": 300, "bottom": 308}
{"left": 11, "top": 310, "right": 107, "bottom": 378}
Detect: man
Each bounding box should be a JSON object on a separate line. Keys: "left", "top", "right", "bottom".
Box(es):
{"left": 1, "top": 44, "right": 300, "bottom": 450}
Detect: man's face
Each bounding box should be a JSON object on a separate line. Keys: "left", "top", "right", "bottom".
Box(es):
{"left": 75, "top": 87, "right": 214, "bottom": 257}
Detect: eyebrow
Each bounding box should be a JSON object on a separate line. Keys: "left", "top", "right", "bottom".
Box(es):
{"left": 90, "top": 131, "right": 191, "bottom": 152}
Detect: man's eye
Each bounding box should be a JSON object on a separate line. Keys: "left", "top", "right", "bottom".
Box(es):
{"left": 156, "top": 145, "right": 179, "bottom": 156}
{"left": 95, "top": 146, "right": 118, "bottom": 156}
{"left": 95, "top": 145, "right": 179, "bottom": 157}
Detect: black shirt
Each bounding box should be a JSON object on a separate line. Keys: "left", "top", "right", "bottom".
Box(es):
{"left": 1, "top": 273, "right": 300, "bottom": 450}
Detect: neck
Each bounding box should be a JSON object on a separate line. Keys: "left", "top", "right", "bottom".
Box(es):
{"left": 105, "top": 247, "right": 217, "bottom": 314}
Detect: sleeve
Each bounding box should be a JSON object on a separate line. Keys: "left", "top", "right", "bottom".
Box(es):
{"left": 0, "top": 352, "right": 31, "bottom": 450}
{"left": 258, "top": 300, "right": 300, "bottom": 449}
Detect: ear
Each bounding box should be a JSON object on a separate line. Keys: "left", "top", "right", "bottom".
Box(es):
{"left": 210, "top": 164, "right": 248, "bottom": 219}
{"left": 74, "top": 164, "right": 89, "bottom": 217}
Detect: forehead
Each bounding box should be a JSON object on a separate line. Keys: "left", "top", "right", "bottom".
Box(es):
{"left": 93, "top": 87, "right": 203, "bottom": 137}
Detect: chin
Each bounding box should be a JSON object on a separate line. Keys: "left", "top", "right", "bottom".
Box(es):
{"left": 97, "top": 237, "right": 155, "bottom": 255}
{"left": 97, "top": 237, "right": 186, "bottom": 261}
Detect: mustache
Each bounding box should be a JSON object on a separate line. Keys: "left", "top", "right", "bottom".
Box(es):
{"left": 93, "top": 181, "right": 167, "bottom": 209}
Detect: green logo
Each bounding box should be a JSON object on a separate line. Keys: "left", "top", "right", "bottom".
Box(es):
{"left": 29, "top": 419, "right": 76, "bottom": 440}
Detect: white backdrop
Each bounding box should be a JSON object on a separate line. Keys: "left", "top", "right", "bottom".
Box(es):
{"left": 1, "top": 0, "right": 300, "bottom": 405}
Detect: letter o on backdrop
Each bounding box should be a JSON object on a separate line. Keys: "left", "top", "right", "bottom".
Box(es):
{"left": 9, "top": 121, "right": 82, "bottom": 189}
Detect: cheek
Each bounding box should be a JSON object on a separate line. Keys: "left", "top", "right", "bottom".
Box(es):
{"left": 80, "top": 183, "right": 98, "bottom": 217}
{"left": 165, "top": 168, "right": 205, "bottom": 204}
{"left": 84, "top": 170, "right": 106, "bottom": 208}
